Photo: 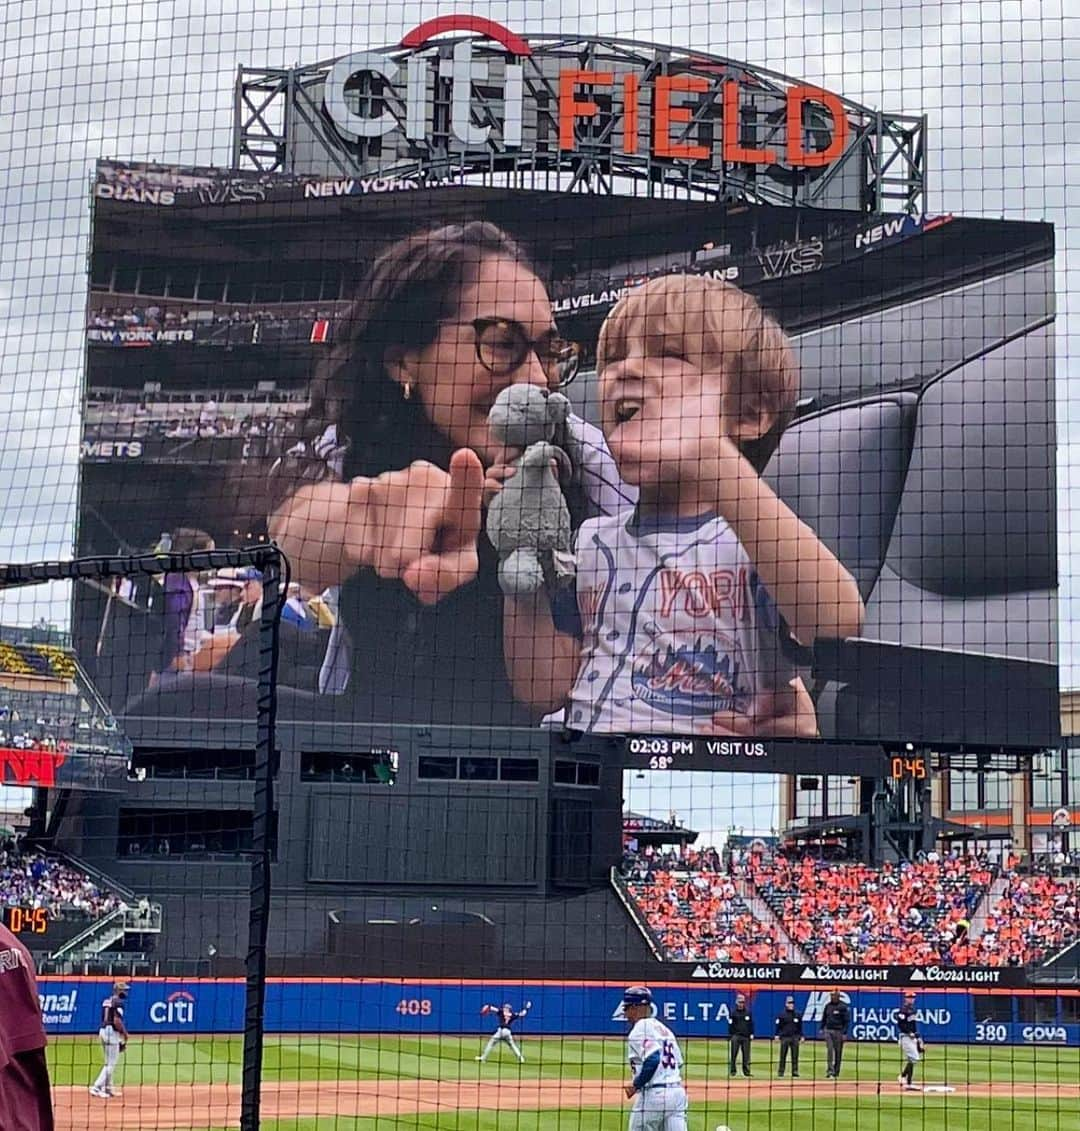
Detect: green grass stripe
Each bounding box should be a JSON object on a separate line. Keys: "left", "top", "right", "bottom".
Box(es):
{"left": 47, "top": 1034, "right": 1080, "bottom": 1088}
{"left": 253, "top": 1099, "right": 1080, "bottom": 1131}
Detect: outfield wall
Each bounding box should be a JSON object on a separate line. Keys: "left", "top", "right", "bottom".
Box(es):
{"left": 38, "top": 979, "right": 1080, "bottom": 1047}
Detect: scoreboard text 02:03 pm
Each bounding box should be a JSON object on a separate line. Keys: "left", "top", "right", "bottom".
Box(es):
{"left": 621, "top": 737, "right": 891, "bottom": 777}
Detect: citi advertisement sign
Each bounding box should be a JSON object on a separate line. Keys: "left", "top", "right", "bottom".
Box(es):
{"left": 323, "top": 15, "right": 851, "bottom": 171}
{"left": 149, "top": 990, "right": 196, "bottom": 1025}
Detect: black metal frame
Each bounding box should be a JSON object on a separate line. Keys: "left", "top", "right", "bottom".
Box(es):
{"left": 0, "top": 547, "right": 287, "bottom": 1131}
{"left": 234, "top": 35, "right": 926, "bottom": 213}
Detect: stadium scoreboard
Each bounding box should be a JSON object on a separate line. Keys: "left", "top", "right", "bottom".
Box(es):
{"left": 623, "top": 736, "right": 892, "bottom": 777}
{"left": 890, "top": 754, "right": 929, "bottom": 781}
{"left": 3, "top": 906, "right": 50, "bottom": 936}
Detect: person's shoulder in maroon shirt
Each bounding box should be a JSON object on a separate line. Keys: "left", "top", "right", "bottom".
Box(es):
{"left": 0, "top": 923, "right": 54, "bottom": 1131}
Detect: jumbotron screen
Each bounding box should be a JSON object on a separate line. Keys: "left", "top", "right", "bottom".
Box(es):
{"left": 75, "top": 162, "right": 1059, "bottom": 747}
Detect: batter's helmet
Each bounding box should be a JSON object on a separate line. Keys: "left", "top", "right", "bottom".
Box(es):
{"left": 622, "top": 985, "right": 653, "bottom": 1006}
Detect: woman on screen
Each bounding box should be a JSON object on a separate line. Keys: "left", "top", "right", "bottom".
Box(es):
{"left": 267, "top": 221, "right": 632, "bottom": 725}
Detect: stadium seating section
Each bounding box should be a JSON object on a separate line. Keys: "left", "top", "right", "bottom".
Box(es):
{"left": 621, "top": 849, "right": 786, "bottom": 962}
{"left": 751, "top": 854, "right": 991, "bottom": 965}
{"left": 974, "top": 872, "right": 1079, "bottom": 966}
{"left": 0, "top": 844, "right": 121, "bottom": 919}
{"left": 620, "top": 851, "right": 1078, "bottom": 967}
{"left": 0, "top": 642, "right": 77, "bottom": 681}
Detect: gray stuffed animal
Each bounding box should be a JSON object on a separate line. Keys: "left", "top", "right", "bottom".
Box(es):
{"left": 486, "top": 384, "right": 576, "bottom": 596}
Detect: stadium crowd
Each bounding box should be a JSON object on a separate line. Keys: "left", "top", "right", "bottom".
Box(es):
{"left": 620, "top": 848, "right": 788, "bottom": 962}
{"left": 88, "top": 305, "right": 336, "bottom": 335}
{"left": 621, "top": 844, "right": 1078, "bottom": 967}
{"left": 973, "top": 871, "right": 1078, "bottom": 966}
{"left": 0, "top": 642, "right": 76, "bottom": 681}
{"left": 0, "top": 844, "right": 121, "bottom": 919}
{"left": 750, "top": 853, "right": 992, "bottom": 965}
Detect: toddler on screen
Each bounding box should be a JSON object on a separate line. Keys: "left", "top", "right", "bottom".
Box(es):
{"left": 503, "top": 274, "right": 864, "bottom": 737}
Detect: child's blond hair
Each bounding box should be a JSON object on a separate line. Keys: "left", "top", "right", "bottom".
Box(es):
{"left": 596, "top": 274, "right": 798, "bottom": 470}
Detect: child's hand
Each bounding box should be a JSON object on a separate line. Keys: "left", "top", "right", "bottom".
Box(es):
{"left": 483, "top": 446, "right": 563, "bottom": 508}
{"left": 484, "top": 446, "right": 522, "bottom": 507}
{"left": 693, "top": 429, "right": 753, "bottom": 518}
{"left": 642, "top": 380, "right": 749, "bottom": 512}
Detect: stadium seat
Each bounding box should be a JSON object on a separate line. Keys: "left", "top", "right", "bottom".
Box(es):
{"left": 764, "top": 328, "right": 1057, "bottom": 745}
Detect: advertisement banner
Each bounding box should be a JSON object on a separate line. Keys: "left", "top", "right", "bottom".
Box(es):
{"left": 670, "top": 963, "right": 1030, "bottom": 988}
{"left": 38, "top": 978, "right": 1080, "bottom": 1046}
{"left": 77, "top": 169, "right": 1058, "bottom": 748}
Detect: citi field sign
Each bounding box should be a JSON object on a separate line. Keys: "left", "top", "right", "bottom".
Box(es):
{"left": 323, "top": 15, "right": 851, "bottom": 171}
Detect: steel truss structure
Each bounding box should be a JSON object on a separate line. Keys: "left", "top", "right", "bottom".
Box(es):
{"left": 234, "top": 35, "right": 925, "bottom": 213}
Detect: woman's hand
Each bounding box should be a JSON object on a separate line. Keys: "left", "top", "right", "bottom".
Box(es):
{"left": 350, "top": 448, "right": 486, "bottom": 605}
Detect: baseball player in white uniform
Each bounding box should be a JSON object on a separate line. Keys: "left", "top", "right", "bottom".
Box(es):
{"left": 476, "top": 1001, "right": 532, "bottom": 1063}
{"left": 897, "top": 990, "right": 924, "bottom": 1090}
{"left": 622, "top": 985, "right": 688, "bottom": 1131}
{"left": 89, "top": 979, "right": 129, "bottom": 1099}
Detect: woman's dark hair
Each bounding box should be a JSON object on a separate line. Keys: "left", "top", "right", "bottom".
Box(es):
{"left": 307, "top": 220, "right": 530, "bottom": 477}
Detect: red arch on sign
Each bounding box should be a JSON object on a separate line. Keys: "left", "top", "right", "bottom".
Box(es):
{"left": 400, "top": 15, "right": 532, "bottom": 56}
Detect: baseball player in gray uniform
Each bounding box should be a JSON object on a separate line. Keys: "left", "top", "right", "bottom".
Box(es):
{"left": 476, "top": 1001, "right": 532, "bottom": 1063}
{"left": 89, "top": 980, "right": 129, "bottom": 1099}
{"left": 897, "top": 990, "right": 924, "bottom": 1090}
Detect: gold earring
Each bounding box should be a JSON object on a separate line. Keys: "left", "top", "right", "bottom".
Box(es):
{"left": 402, "top": 382, "right": 412, "bottom": 401}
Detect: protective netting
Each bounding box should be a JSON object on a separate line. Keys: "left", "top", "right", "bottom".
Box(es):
{"left": 0, "top": 3, "right": 1077, "bottom": 1131}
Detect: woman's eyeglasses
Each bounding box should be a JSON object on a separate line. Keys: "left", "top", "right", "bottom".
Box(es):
{"left": 461, "top": 318, "right": 582, "bottom": 387}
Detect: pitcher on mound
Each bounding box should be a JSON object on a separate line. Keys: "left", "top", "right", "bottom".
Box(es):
{"left": 622, "top": 986, "right": 688, "bottom": 1131}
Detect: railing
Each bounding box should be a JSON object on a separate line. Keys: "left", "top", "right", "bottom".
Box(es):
{"left": 50, "top": 907, "right": 125, "bottom": 960}
{"left": 610, "top": 868, "right": 667, "bottom": 962}
{"left": 50, "top": 902, "right": 163, "bottom": 961}
{"left": 53, "top": 850, "right": 137, "bottom": 902}
{"left": 38, "top": 955, "right": 215, "bottom": 978}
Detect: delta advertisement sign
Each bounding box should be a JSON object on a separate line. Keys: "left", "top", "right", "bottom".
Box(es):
{"left": 36, "top": 979, "right": 1080, "bottom": 1047}
{"left": 319, "top": 15, "right": 852, "bottom": 170}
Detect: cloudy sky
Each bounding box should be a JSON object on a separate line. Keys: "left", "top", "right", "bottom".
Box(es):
{"left": 0, "top": 1, "right": 1076, "bottom": 832}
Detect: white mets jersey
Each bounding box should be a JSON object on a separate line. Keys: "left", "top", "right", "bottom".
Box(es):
{"left": 628, "top": 1017, "right": 684, "bottom": 1086}
{"left": 558, "top": 509, "right": 799, "bottom": 734}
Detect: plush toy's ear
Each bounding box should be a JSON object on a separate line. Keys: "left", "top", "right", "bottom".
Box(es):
{"left": 547, "top": 392, "right": 571, "bottom": 426}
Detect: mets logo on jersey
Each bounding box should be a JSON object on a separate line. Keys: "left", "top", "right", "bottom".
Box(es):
{"left": 631, "top": 635, "right": 752, "bottom": 717}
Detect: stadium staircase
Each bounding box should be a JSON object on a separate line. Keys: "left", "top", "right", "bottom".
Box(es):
{"left": 49, "top": 902, "right": 163, "bottom": 964}
{"left": 610, "top": 867, "right": 666, "bottom": 961}
{"left": 967, "top": 874, "right": 1009, "bottom": 943}
{"left": 733, "top": 877, "right": 809, "bottom": 962}
{"left": 45, "top": 851, "right": 163, "bottom": 965}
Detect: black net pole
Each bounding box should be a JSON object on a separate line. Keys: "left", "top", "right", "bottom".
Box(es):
{"left": 241, "top": 548, "right": 287, "bottom": 1131}
{"left": 0, "top": 547, "right": 287, "bottom": 1130}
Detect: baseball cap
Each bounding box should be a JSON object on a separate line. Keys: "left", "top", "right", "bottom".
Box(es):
{"left": 622, "top": 985, "right": 653, "bottom": 1006}
{"left": 114, "top": 980, "right": 130, "bottom": 992}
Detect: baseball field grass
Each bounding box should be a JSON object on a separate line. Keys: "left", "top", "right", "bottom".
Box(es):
{"left": 47, "top": 1034, "right": 1080, "bottom": 1130}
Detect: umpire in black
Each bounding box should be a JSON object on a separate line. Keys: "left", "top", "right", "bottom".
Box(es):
{"left": 728, "top": 993, "right": 754, "bottom": 1077}
{"left": 821, "top": 989, "right": 850, "bottom": 1079}
{"left": 774, "top": 995, "right": 803, "bottom": 1077}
